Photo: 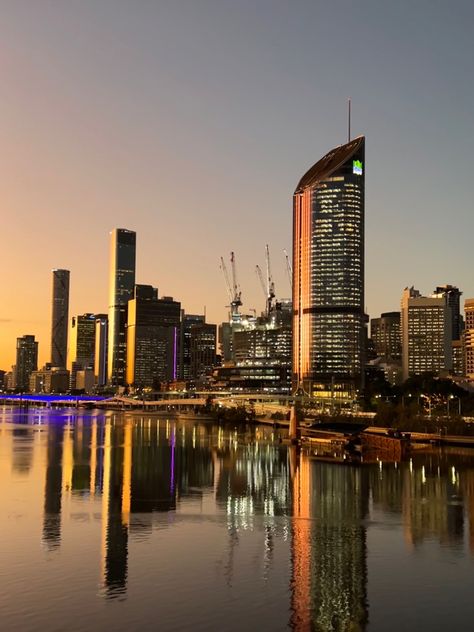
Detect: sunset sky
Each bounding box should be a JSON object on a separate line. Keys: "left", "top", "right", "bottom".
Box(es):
{"left": 1, "top": 0, "right": 474, "bottom": 369}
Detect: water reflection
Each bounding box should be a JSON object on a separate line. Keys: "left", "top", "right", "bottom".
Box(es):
{"left": 3, "top": 407, "right": 474, "bottom": 630}
{"left": 291, "top": 452, "right": 368, "bottom": 631}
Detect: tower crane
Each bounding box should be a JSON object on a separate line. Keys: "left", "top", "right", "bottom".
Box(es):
{"left": 220, "top": 252, "right": 242, "bottom": 319}
{"left": 255, "top": 265, "right": 267, "bottom": 302}
{"left": 265, "top": 244, "right": 276, "bottom": 315}
{"left": 220, "top": 256, "right": 234, "bottom": 305}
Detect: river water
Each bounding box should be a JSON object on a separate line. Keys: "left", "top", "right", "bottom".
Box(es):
{"left": 1, "top": 406, "right": 474, "bottom": 631}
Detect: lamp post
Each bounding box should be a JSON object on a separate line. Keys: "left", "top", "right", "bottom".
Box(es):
{"left": 447, "top": 395, "right": 461, "bottom": 419}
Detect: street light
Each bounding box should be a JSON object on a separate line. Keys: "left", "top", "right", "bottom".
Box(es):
{"left": 447, "top": 395, "right": 461, "bottom": 418}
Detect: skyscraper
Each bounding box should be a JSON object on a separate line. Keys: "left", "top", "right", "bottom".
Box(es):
{"left": 292, "top": 136, "right": 365, "bottom": 397}
{"left": 108, "top": 229, "right": 136, "bottom": 386}
{"left": 464, "top": 299, "right": 474, "bottom": 380}
{"left": 68, "top": 314, "right": 97, "bottom": 371}
{"left": 126, "top": 285, "right": 181, "bottom": 388}
{"left": 68, "top": 313, "right": 97, "bottom": 390}
{"left": 15, "top": 335, "right": 38, "bottom": 391}
{"left": 51, "top": 269, "right": 70, "bottom": 368}
{"left": 371, "top": 312, "right": 401, "bottom": 360}
{"left": 432, "top": 285, "right": 462, "bottom": 341}
{"left": 401, "top": 287, "right": 452, "bottom": 380}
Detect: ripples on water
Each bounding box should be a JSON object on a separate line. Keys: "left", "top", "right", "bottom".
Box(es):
{"left": 1, "top": 406, "right": 474, "bottom": 631}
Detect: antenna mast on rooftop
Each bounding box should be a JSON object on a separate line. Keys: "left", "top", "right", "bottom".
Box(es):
{"left": 348, "top": 98, "right": 351, "bottom": 143}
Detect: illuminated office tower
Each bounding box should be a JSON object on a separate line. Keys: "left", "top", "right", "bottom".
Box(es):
{"left": 401, "top": 287, "right": 452, "bottom": 380}
{"left": 126, "top": 285, "right": 181, "bottom": 388}
{"left": 464, "top": 299, "right": 474, "bottom": 380}
{"left": 94, "top": 314, "right": 108, "bottom": 386}
{"left": 108, "top": 229, "right": 136, "bottom": 386}
{"left": 293, "top": 136, "right": 365, "bottom": 397}
{"left": 190, "top": 323, "right": 217, "bottom": 381}
{"left": 371, "top": 312, "right": 401, "bottom": 360}
{"left": 51, "top": 269, "right": 70, "bottom": 368}
{"left": 180, "top": 314, "right": 205, "bottom": 380}
{"left": 68, "top": 313, "right": 97, "bottom": 390}
{"left": 68, "top": 314, "right": 96, "bottom": 371}
{"left": 15, "top": 334, "right": 38, "bottom": 390}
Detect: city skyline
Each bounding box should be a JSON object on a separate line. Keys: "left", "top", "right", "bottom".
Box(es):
{"left": 2, "top": 1, "right": 474, "bottom": 368}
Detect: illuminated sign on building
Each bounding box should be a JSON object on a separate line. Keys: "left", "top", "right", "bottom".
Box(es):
{"left": 353, "top": 160, "right": 363, "bottom": 175}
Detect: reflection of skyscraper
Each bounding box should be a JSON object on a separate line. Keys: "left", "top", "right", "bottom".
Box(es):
{"left": 51, "top": 269, "right": 70, "bottom": 368}
{"left": 108, "top": 229, "right": 136, "bottom": 386}
{"left": 101, "top": 421, "right": 130, "bottom": 598}
{"left": 290, "top": 457, "right": 368, "bottom": 631}
{"left": 43, "top": 424, "right": 65, "bottom": 550}
{"left": 401, "top": 457, "right": 463, "bottom": 548}
{"left": 293, "top": 137, "right": 365, "bottom": 397}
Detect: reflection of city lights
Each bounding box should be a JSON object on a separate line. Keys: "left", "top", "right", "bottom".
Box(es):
{"left": 421, "top": 466, "right": 426, "bottom": 484}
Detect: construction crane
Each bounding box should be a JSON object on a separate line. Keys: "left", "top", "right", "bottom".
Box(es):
{"left": 265, "top": 244, "right": 276, "bottom": 315}
{"left": 220, "top": 256, "right": 233, "bottom": 304}
{"left": 283, "top": 249, "right": 292, "bottom": 290}
{"left": 220, "top": 252, "right": 242, "bottom": 319}
{"left": 255, "top": 264, "right": 267, "bottom": 301}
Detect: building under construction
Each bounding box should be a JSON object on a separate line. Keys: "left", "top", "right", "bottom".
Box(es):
{"left": 214, "top": 249, "right": 292, "bottom": 393}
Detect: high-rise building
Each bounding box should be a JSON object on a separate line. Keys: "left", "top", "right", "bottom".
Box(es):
{"left": 108, "top": 229, "right": 136, "bottom": 386}
{"left": 126, "top": 285, "right": 181, "bottom": 388}
{"left": 51, "top": 269, "right": 70, "bottom": 368}
{"left": 464, "top": 299, "right": 474, "bottom": 380}
{"left": 432, "top": 285, "right": 462, "bottom": 341}
{"left": 68, "top": 313, "right": 96, "bottom": 370}
{"left": 370, "top": 312, "right": 401, "bottom": 360}
{"left": 401, "top": 287, "right": 452, "bottom": 380}
{"left": 180, "top": 314, "right": 206, "bottom": 380}
{"left": 190, "top": 323, "right": 217, "bottom": 381}
{"left": 68, "top": 313, "right": 97, "bottom": 390}
{"left": 293, "top": 136, "right": 365, "bottom": 398}
{"left": 15, "top": 335, "right": 38, "bottom": 390}
{"left": 94, "top": 314, "right": 108, "bottom": 387}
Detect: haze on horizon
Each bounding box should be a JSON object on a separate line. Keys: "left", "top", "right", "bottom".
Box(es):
{"left": 1, "top": 0, "right": 474, "bottom": 369}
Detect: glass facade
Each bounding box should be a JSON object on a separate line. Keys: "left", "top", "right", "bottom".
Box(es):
{"left": 293, "top": 137, "right": 365, "bottom": 396}
{"left": 51, "top": 269, "right": 70, "bottom": 368}
{"left": 108, "top": 229, "right": 136, "bottom": 386}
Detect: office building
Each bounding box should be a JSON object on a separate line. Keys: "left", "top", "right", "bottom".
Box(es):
{"left": 94, "top": 314, "right": 108, "bottom": 387}
{"left": 464, "top": 299, "right": 474, "bottom": 380}
{"left": 370, "top": 312, "right": 401, "bottom": 360}
{"left": 126, "top": 285, "right": 181, "bottom": 388}
{"left": 180, "top": 314, "right": 205, "bottom": 380}
{"left": 68, "top": 313, "right": 97, "bottom": 390}
{"left": 401, "top": 287, "right": 452, "bottom": 380}
{"left": 68, "top": 313, "right": 96, "bottom": 369}
{"left": 432, "top": 285, "right": 462, "bottom": 341}
{"left": 15, "top": 335, "right": 38, "bottom": 390}
{"left": 51, "top": 269, "right": 70, "bottom": 368}
{"left": 30, "top": 365, "right": 69, "bottom": 394}
{"left": 108, "top": 229, "right": 136, "bottom": 386}
{"left": 190, "top": 323, "right": 217, "bottom": 381}
{"left": 293, "top": 136, "right": 365, "bottom": 397}
{"left": 213, "top": 302, "right": 292, "bottom": 393}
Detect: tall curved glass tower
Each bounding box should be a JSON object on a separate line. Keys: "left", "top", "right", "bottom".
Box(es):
{"left": 292, "top": 136, "right": 365, "bottom": 398}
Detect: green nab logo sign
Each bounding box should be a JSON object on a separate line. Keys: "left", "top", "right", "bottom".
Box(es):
{"left": 353, "top": 160, "right": 363, "bottom": 175}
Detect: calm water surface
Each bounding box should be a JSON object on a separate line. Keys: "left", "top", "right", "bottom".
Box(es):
{"left": 1, "top": 406, "right": 474, "bottom": 631}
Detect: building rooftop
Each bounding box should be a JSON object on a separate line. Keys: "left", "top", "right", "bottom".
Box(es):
{"left": 294, "top": 135, "right": 364, "bottom": 194}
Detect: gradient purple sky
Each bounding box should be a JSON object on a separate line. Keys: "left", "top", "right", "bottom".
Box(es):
{"left": 1, "top": 0, "right": 474, "bottom": 368}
